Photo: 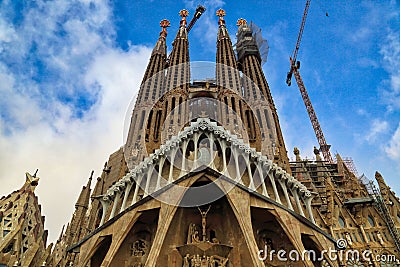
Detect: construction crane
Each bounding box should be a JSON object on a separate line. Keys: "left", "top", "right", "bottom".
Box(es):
{"left": 167, "top": 5, "right": 205, "bottom": 65}
{"left": 286, "top": 0, "right": 334, "bottom": 163}
{"left": 187, "top": 5, "right": 206, "bottom": 33}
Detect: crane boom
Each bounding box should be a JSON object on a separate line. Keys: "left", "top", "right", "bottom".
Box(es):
{"left": 293, "top": 67, "right": 333, "bottom": 163}
{"left": 286, "top": 0, "right": 310, "bottom": 86}
{"left": 187, "top": 5, "right": 206, "bottom": 33}
{"left": 292, "top": 0, "right": 310, "bottom": 66}
{"left": 286, "top": 0, "right": 334, "bottom": 163}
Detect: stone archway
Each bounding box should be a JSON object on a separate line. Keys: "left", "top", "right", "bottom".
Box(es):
{"left": 90, "top": 235, "right": 112, "bottom": 267}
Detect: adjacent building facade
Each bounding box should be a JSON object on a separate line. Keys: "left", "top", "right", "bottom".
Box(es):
{"left": 0, "top": 173, "right": 52, "bottom": 266}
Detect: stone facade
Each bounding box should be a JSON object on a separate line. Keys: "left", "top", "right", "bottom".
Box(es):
{"left": 0, "top": 173, "right": 52, "bottom": 266}
{"left": 1, "top": 6, "right": 399, "bottom": 267}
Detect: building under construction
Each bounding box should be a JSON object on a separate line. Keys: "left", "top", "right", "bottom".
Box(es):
{"left": 0, "top": 5, "right": 399, "bottom": 267}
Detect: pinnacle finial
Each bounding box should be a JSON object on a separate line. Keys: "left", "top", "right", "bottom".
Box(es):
{"left": 160, "top": 19, "right": 170, "bottom": 38}
{"left": 314, "top": 146, "right": 322, "bottom": 161}
{"left": 294, "top": 147, "right": 301, "bottom": 161}
{"left": 216, "top": 9, "right": 226, "bottom": 17}
{"left": 179, "top": 9, "right": 189, "bottom": 27}
{"left": 25, "top": 171, "right": 39, "bottom": 187}
{"left": 236, "top": 18, "right": 247, "bottom": 26}
{"left": 216, "top": 9, "right": 226, "bottom": 26}
{"left": 375, "top": 171, "right": 384, "bottom": 182}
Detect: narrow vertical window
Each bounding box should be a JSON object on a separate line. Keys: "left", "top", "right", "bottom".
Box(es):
{"left": 139, "top": 110, "right": 145, "bottom": 129}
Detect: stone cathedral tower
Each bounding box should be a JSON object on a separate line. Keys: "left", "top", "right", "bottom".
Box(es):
{"left": 49, "top": 9, "right": 338, "bottom": 267}
{"left": 1, "top": 6, "right": 397, "bottom": 267}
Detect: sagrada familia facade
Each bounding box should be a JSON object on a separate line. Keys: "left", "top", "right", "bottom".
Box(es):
{"left": 1, "top": 7, "right": 399, "bottom": 267}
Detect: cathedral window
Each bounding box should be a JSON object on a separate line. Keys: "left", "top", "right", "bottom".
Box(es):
{"left": 2, "top": 240, "right": 14, "bottom": 254}
{"left": 256, "top": 109, "right": 263, "bottom": 128}
{"left": 264, "top": 109, "right": 272, "bottom": 130}
{"left": 165, "top": 101, "right": 169, "bottom": 118}
{"left": 367, "top": 216, "right": 375, "bottom": 227}
{"left": 154, "top": 110, "right": 162, "bottom": 140}
{"left": 352, "top": 233, "right": 358, "bottom": 242}
{"left": 346, "top": 259, "right": 365, "bottom": 267}
{"left": 370, "top": 232, "right": 376, "bottom": 242}
{"left": 130, "top": 240, "right": 147, "bottom": 256}
{"left": 147, "top": 111, "right": 153, "bottom": 131}
{"left": 178, "top": 97, "right": 182, "bottom": 114}
{"left": 2, "top": 230, "right": 10, "bottom": 237}
{"left": 380, "top": 261, "right": 396, "bottom": 266}
{"left": 189, "top": 98, "right": 217, "bottom": 120}
{"left": 139, "top": 111, "right": 145, "bottom": 129}
{"left": 231, "top": 97, "right": 236, "bottom": 112}
{"left": 239, "top": 101, "right": 245, "bottom": 121}
{"left": 171, "top": 97, "right": 175, "bottom": 115}
{"left": 358, "top": 232, "right": 365, "bottom": 243}
{"left": 4, "top": 218, "right": 11, "bottom": 226}
{"left": 338, "top": 216, "right": 345, "bottom": 228}
{"left": 366, "top": 232, "right": 371, "bottom": 242}
{"left": 382, "top": 231, "right": 389, "bottom": 241}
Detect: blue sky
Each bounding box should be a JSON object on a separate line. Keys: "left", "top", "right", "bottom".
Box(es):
{"left": 0, "top": 0, "right": 399, "bottom": 244}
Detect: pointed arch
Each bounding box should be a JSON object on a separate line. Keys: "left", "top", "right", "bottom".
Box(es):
{"left": 90, "top": 235, "right": 112, "bottom": 267}
{"left": 110, "top": 209, "right": 159, "bottom": 266}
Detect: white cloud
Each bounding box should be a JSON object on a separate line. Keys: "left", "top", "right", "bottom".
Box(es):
{"left": 0, "top": 63, "right": 44, "bottom": 130}
{"left": 365, "top": 119, "right": 389, "bottom": 143}
{"left": 346, "top": 1, "right": 398, "bottom": 45}
{"left": 385, "top": 123, "right": 400, "bottom": 160}
{"left": 0, "top": 0, "right": 152, "bottom": 245}
{"left": 0, "top": 48, "right": 152, "bottom": 246}
{"left": 0, "top": 17, "right": 16, "bottom": 44}
{"left": 357, "top": 57, "right": 378, "bottom": 69}
{"left": 380, "top": 29, "right": 400, "bottom": 112}
{"left": 350, "top": 26, "right": 371, "bottom": 43}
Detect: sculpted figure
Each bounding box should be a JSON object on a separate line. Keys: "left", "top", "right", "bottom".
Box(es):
{"left": 183, "top": 254, "right": 190, "bottom": 267}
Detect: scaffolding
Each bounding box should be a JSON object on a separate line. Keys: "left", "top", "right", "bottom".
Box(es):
{"left": 362, "top": 176, "right": 400, "bottom": 252}
{"left": 342, "top": 157, "right": 359, "bottom": 177}
{"left": 249, "top": 22, "right": 269, "bottom": 65}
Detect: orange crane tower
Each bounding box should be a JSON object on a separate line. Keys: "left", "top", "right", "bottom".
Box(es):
{"left": 286, "top": 0, "right": 334, "bottom": 163}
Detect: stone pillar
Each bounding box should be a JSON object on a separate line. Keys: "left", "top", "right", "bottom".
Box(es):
{"left": 209, "top": 134, "right": 215, "bottom": 169}
{"left": 257, "top": 163, "right": 269, "bottom": 197}
{"left": 132, "top": 176, "right": 143, "bottom": 205}
{"left": 99, "top": 198, "right": 111, "bottom": 226}
{"left": 156, "top": 157, "right": 165, "bottom": 190}
{"left": 110, "top": 191, "right": 121, "bottom": 219}
{"left": 120, "top": 182, "right": 133, "bottom": 212}
{"left": 268, "top": 171, "right": 281, "bottom": 204}
{"left": 292, "top": 188, "right": 305, "bottom": 217}
{"left": 233, "top": 147, "right": 242, "bottom": 184}
{"left": 144, "top": 167, "right": 154, "bottom": 197}
{"left": 304, "top": 196, "right": 316, "bottom": 224}
{"left": 221, "top": 140, "right": 227, "bottom": 175}
{"left": 168, "top": 146, "right": 178, "bottom": 183}
{"left": 193, "top": 133, "right": 199, "bottom": 170}
{"left": 246, "top": 156, "right": 256, "bottom": 191}
{"left": 278, "top": 179, "right": 294, "bottom": 211}
{"left": 180, "top": 139, "right": 188, "bottom": 177}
